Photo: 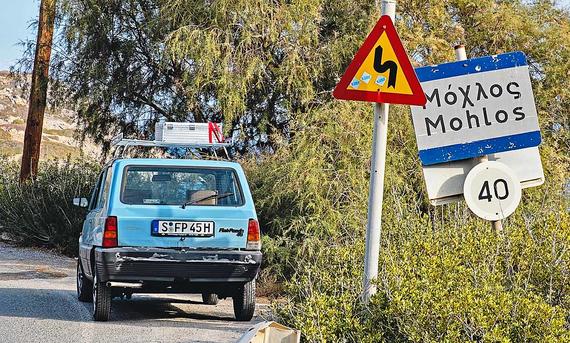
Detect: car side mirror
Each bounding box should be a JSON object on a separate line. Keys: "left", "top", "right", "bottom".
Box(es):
{"left": 73, "top": 197, "right": 89, "bottom": 208}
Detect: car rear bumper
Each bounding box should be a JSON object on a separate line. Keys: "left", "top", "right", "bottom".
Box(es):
{"left": 94, "top": 247, "right": 261, "bottom": 284}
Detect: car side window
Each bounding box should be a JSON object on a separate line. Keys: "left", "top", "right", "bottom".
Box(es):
{"left": 89, "top": 170, "right": 106, "bottom": 211}
{"left": 97, "top": 167, "right": 113, "bottom": 209}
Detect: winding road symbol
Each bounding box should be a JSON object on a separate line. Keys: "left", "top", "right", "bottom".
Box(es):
{"left": 373, "top": 46, "right": 397, "bottom": 88}
{"left": 332, "top": 15, "right": 426, "bottom": 105}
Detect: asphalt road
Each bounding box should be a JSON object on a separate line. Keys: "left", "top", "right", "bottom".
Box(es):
{"left": 0, "top": 242, "right": 267, "bottom": 343}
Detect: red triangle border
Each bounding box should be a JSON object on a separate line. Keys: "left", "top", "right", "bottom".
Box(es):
{"left": 333, "top": 16, "right": 426, "bottom": 106}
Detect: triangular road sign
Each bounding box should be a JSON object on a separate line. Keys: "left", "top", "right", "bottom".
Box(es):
{"left": 333, "top": 15, "right": 426, "bottom": 106}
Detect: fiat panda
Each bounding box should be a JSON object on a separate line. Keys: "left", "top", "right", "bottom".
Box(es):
{"left": 73, "top": 158, "right": 262, "bottom": 321}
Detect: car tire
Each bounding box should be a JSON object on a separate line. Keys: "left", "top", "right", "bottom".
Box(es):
{"left": 76, "top": 260, "right": 93, "bottom": 303}
{"left": 233, "top": 279, "right": 255, "bottom": 321}
{"left": 92, "top": 265, "right": 112, "bottom": 321}
{"left": 202, "top": 293, "right": 219, "bottom": 305}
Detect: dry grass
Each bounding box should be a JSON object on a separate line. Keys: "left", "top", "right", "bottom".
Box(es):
{"left": 0, "top": 129, "right": 11, "bottom": 141}
{"left": 43, "top": 128, "right": 75, "bottom": 137}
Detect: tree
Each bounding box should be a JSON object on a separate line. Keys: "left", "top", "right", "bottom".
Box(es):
{"left": 18, "top": 0, "right": 384, "bottom": 154}
{"left": 20, "top": 0, "right": 57, "bottom": 182}
{"left": 16, "top": 0, "right": 568, "bottom": 156}
{"left": 48, "top": 0, "right": 189, "bottom": 153}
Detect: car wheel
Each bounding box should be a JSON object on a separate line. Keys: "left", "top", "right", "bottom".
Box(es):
{"left": 92, "top": 265, "right": 112, "bottom": 321}
{"left": 76, "top": 260, "right": 92, "bottom": 303}
{"left": 202, "top": 293, "right": 219, "bottom": 305}
{"left": 233, "top": 279, "right": 255, "bottom": 321}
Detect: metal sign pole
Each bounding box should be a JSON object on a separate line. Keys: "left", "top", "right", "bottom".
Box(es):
{"left": 454, "top": 44, "right": 504, "bottom": 233}
{"left": 362, "top": 0, "right": 396, "bottom": 304}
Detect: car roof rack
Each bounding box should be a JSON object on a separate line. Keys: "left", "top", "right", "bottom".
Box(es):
{"left": 110, "top": 120, "right": 232, "bottom": 161}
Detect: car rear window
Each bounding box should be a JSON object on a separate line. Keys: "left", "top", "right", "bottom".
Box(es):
{"left": 121, "top": 166, "right": 244, "bottom": 206}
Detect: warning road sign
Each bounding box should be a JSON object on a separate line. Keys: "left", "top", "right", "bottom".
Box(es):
{"left": 333, "top": 15, "right": 426, "bottom": 106}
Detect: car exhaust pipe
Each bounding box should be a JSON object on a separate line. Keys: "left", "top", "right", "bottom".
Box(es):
{"left": 106, "top": 281, "right": 143, "bottom": 288}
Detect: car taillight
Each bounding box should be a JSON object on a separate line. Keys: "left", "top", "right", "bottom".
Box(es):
{"left": 246, "top": 219, "right": 261, "bottom": 250}
{"left": 102, "top": 216, "right": 118, "bottom": 248}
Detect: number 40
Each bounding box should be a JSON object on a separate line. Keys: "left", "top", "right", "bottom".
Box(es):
{"left": 478, "top": 179, "right": 509, "bottom": 202}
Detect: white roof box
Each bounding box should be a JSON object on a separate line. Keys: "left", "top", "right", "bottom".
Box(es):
{"left": 155, "top": 121, "right": 224, "bottom": 144}
{"left": 110, "top": 121, "right": 229, "bottom": 158}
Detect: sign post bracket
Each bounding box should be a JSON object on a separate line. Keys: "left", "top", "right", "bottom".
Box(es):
{"left": 454, "top": 44, "right": 503, "bottom": 233}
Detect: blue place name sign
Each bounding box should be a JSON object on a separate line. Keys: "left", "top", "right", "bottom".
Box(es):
{"left": 410, "top": 52, "right": 541, "bottom": 166}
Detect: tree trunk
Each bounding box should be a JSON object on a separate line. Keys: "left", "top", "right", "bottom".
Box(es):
{"left": 20, "top": 0, "right": 56, "bottom": 183}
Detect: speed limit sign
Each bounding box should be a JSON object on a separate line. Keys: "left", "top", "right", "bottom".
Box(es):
{"left": 463, "top": 161, "right": 522, "bottom": 221}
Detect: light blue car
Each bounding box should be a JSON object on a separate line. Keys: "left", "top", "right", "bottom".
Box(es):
{"left": 73, "top": 158, "right": 262, "bottom": 321}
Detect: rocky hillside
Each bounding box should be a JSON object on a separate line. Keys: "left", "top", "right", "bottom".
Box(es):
{"left": 0, "top": 71, "right": 99, "bottom": 160}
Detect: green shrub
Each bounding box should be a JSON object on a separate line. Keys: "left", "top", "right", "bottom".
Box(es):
{"left": 244, "top": 101, "right": 570, "bottom": 342}
{"left": 0, "top": 157, "right": 100, "bottom": 256}
{"left": 272, "top": 211, "right": 570, "bottom": 342}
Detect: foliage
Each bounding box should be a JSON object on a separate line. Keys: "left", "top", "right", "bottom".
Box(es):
{"left": 244, "top": 100, "right": 570, "bottom": 341}
{"left": 243, "top": 5, "right": 570, "bottom": 340}
{"left": 162, "top": 0, "right": 378, "bottom": 152}
{"left": 36, "top": 0, "right": 188, "bottom": 153}
{"left": 15, "top": 0, "right": 568, "bottom": 154}
{"left": 0, "top": 157, "right": 100, "bottom": 256}
{"left": 16, "top": 0, "right": 380, "bottom": 153}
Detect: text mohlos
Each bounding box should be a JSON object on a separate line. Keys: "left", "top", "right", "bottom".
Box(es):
{"left": 411, "top": 52, "right": 541, "bottom": 166}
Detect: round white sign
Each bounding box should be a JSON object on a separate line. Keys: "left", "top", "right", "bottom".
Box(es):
{"left": 463, "top": 161, "right": 522, "bottom": 221}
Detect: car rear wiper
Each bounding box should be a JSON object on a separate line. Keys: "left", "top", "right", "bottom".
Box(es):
{"left": 181, "top": 192, "right": 234, "bottom": 209}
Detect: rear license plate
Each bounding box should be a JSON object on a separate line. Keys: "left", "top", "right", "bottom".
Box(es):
{"left": 151, "top": 220, "right": 215, "bottom": 237}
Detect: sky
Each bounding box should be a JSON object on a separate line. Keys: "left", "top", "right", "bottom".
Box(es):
{"left": 0, "top": 0, "right": 38, "bottom": 71}
{"left": 0, "top": 0, "right": 570, "bottom": 71}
